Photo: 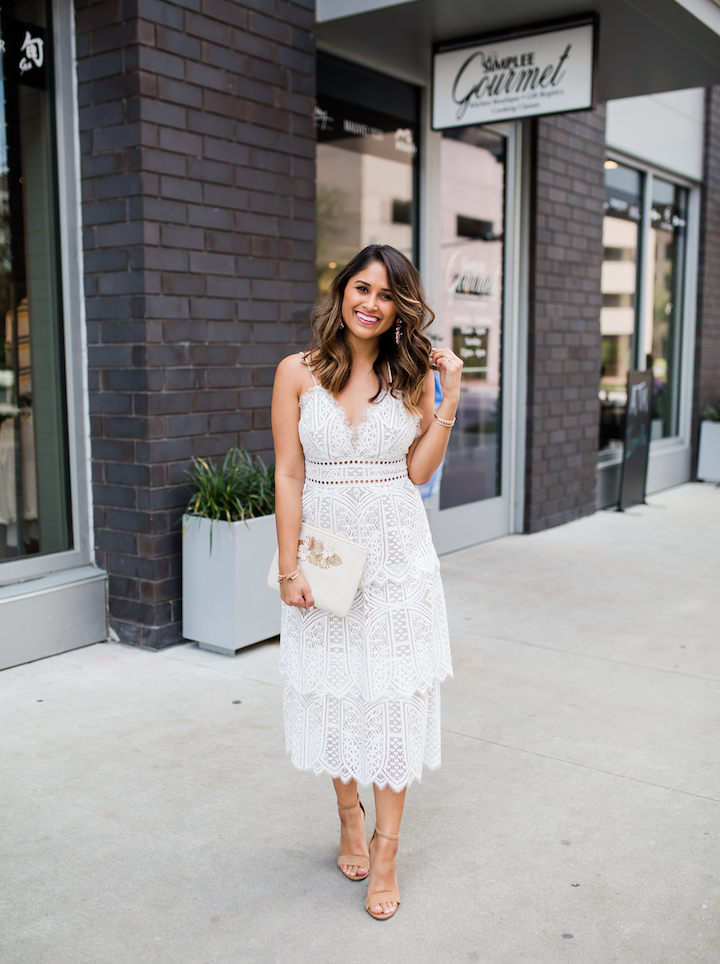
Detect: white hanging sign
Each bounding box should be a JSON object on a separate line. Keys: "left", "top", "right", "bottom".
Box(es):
{"left": 433, "top": 21, "right": 596, "bottom": 129}
{"left": 19, "top": 30, "right": 44, "bottom": 74}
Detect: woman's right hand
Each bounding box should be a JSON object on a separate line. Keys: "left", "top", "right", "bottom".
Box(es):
{"left": 279, "top": 572, "right": 315, "bottom": 611}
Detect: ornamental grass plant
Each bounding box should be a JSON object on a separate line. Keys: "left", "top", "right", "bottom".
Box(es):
{"left": 184, "top": 446, "right": 275, "bottom": 526}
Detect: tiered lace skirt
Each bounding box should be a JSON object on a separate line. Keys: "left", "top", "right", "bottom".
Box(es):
{"left": 280, "top": 471, "right": 453, "bottom": 792}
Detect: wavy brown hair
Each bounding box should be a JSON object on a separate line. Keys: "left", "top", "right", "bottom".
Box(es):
{"left": 307, "top": 245, "right": 434, "bottom": 414}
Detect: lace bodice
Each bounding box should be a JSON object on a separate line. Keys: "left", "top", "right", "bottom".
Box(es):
{"left": 298, "top": 385, "right": 420, "bottom": 466}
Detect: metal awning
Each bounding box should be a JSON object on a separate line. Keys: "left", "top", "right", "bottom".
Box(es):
{"left": 317, "top": 0, "right": 720, "bottom": 101}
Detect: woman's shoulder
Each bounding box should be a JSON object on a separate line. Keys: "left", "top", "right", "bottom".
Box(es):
{"left": 276, "top": 351, "right": 309, "bottom": 380}
{"left": 275, "top": 352, "right": 317, "bottom": 398}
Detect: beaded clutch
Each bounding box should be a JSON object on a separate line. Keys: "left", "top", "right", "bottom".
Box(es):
{"left": 267, "top": 522, "right": 368, "bottom": 618}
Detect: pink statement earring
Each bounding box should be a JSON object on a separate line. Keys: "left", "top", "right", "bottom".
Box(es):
{"left": 395, "top": 318, "right": 402, "bottom": 344}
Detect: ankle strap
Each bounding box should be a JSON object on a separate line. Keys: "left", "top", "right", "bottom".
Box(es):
{"left": 374, "top": 825, "right": 400, "bottom": 841}
{"left": 338, "top": 794, "right": 361, "bottom": 812}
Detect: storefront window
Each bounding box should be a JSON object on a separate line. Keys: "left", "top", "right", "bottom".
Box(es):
{"left": 600, "top": 162, "right": 642, "bottom": 454}
{"left": 315, "top": 55, "right": 419, "bottom": 296}
{"left": 646, "top": 179, "right": 687, "bottom": 439}
{"left": 599, "top": 160, "right": 689, "bottom": 454}
{"left": 438, "top": 127, "right": 505, "bottom": 509}
{"left": 0, "top": 0, "right": 71, "bottom": 561}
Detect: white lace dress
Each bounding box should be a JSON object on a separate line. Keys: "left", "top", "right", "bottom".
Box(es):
{"left": 279, "top": 370, "right": 453, "bottom": 793}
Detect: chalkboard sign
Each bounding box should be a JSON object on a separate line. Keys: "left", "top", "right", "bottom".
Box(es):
{"left": 618, "top": 370, "right": 653, "bottom": 510}
{"left": 1, "top": 20, "right": 52, "bottom": 91}
{"left": 452, "top": 326, "right": 488, "bottom": 375}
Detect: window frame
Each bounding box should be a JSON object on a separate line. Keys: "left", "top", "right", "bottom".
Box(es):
{"left": 0, "top": 0, "right": 93, "bottom": 587}
{"left": 598, "top": 147, "right": 700, "bottom": 466}
{"left": 315, "top": 52, "right": 422, "bottom": 282}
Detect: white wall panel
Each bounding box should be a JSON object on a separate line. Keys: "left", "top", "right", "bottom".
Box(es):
{"left": 606, "top": 88, "right": 705, "bottom": 180}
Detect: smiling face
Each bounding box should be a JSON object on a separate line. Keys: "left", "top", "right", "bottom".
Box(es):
{"left": 340, "top": 260, "right": 397, "bottom": 344}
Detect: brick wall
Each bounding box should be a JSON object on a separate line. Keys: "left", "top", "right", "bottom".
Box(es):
{"left": 525, "top": 107, "right": 605, "bottom": 533}
{"left": 75, "top": 0, "right": 316, "bottom": 646}
{"left": 694, "top": 85, "right": 720, "bottom": 464}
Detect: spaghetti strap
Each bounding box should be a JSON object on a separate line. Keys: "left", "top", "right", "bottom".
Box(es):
{"left": 301, "top": 351, "right": 318, "bottom": 386}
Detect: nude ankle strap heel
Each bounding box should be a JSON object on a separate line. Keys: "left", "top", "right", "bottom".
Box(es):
{"left": 337, "top": 795, "right": 369, "bottom": 882}
{"left": 365, "top": 825, "right": 401, "bottom": 920}
{"left": 371, "top": 826, "right": 399, "bottom": 841}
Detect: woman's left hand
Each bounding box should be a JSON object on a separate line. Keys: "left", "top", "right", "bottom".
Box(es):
{"left": 431, "top": 348, "right": 463, "bottom": 401}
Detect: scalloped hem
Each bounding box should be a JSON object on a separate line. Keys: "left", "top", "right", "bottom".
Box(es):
{"left": 280, "top": 667, "right": 453, "bottom": 704}
{"left": 282, "top": 679, "right": 446, "bottom": 793}
{"left": 285, "top": 752, "right": 442, "bottom": 794}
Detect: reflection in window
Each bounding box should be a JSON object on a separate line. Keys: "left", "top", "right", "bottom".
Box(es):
{"left": 646, "top": 179, "right": 686, "bottom": 439}
{"left": 438, "top": 127, "right": 505, "bottom": 509}
{"left": 600, "top": 162, "right": 641, "bottom": 453}
{"left": 0, "top": 0, "right": 71, "bottom": 561}
{"left": 315, "top": 58, "right": 418, "bottom": 297}
{"left": 599, "top": 161, "right": 688, "bottom": 453}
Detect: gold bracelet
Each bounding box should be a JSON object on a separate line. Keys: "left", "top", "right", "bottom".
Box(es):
{"left": 433, "top": 413, "right": 456, "bottom": 427}
{"left": 278, "top": 568, "right": 300, "bottom": 583}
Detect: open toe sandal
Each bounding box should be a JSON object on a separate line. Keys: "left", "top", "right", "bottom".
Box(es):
{"left": 365, "top": 826, "right": 401, "bottom": 920}
{"left": 337, "top": 795, "right": 369, "bottom": 882}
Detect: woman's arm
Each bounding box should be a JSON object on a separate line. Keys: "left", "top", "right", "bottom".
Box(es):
{"left": 271, "top": 354, "right": 314, "bottom": 610}
{"left": 406, "top": 348, "right": 463, "bottom": 486}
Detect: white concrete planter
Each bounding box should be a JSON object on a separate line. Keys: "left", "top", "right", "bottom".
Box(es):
{"left": 182, "top": 513, "right": 280, "bottom": 655}
{"left": 697, "top": 421, "right": 720, "bottom": 483}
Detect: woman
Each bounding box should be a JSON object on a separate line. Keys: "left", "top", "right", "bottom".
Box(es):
{"left": 271, "top": 244, "right": 461, "bottom": 920}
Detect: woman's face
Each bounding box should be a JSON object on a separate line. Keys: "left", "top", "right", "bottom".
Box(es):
{"left": 340, "top": 261, "right": 397, "bottom": 343}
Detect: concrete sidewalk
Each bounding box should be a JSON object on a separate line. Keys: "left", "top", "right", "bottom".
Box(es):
{"left": 1, "top": 482, "right": 718, "bottom": 964}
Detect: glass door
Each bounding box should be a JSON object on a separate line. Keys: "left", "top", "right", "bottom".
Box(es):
{"left": 0, "top": 0, "right": 71, "bottom": 563}
{"left": 645, "top": 178, "right": 687, "bottom": 440}
{"left": 599, "top": 162, "right": 642, "bottom": 457}
{"left": 429, "top": 122, "right": 520, "bottom": 553}
{"left": 597, "top": 159, "right": 692, "bottom": 509}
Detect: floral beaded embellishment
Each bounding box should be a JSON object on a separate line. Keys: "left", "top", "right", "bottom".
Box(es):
{"left": 297, "top": 535, "right": 342, "bottom": 569}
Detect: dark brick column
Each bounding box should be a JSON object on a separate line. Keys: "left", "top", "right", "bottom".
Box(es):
{"left": 693, "top": 86, "right": 720, "bottom": 469}
{"left": 524, "top": 107, "right": 605, "bottom": 533}
{"left": 75, "top": 0, "right": 316, "bottom": 646}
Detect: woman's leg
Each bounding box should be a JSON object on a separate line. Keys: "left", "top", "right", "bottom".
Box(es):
{"left": 333, "top": 778, "right": 369, "bottom": 878}
{"left": 367, "top": 784, "right": 406, "bottom": 916}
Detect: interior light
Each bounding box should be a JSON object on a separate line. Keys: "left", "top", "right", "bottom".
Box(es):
{"left": 604, "top": 160, "right": 618, "bottom": 170}
{"left": 328, "top": 261, "right": 337, "bottom": 268}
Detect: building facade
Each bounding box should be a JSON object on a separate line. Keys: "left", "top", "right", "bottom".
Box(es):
{"left": 1, "top": 0, "right": 719, "bottom": 668}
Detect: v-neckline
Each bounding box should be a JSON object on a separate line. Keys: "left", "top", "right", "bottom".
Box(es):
{"left": 320, "top": 385, "right": 378, "bottom": 432}
{"left": 301, "top": 353, "right": 392, "bottom": 431}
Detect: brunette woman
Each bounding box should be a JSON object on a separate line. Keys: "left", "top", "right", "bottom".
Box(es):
{"left": 271, "top": 244, "right": 461, "bottom": 919}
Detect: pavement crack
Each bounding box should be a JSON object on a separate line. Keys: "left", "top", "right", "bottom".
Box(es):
{"left": 440, "top": 726, "right": 720, "bottom": 803}
{"left": 451, "top": 630, "right": 720, "bottom": 684}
